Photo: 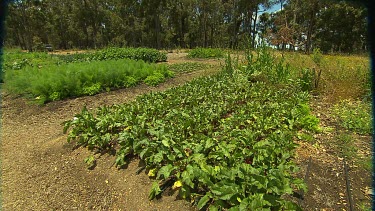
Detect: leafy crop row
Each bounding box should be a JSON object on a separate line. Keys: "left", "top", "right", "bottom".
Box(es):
{"left": 4, "top": 59, "right": 173, "bottom": 103}
{"left": 187, "top": 48, "right": 224, "bottom": 59}
{"left": 2, "top": 50, "right": 60, "bottom": 71}
{"left": 56, "top": 47, "right": 167, "bottom": 64}
{"left": 64, "top": 54, "right": 320, "bottom": 210}
{"left": 2, "top": 47, "right": 167, "bottom": 72}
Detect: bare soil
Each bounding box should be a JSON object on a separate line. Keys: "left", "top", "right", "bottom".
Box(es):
{"left": 1, "top": 53, "right": 372, "bottom": 210}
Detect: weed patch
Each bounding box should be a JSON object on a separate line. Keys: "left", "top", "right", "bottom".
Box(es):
{"left": 332, "top": 100, "right": 372, "bottom": 135}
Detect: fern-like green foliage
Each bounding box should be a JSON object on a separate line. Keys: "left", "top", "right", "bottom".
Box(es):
{"left": 4, "top": 59, "right": 172, "bottom": 103}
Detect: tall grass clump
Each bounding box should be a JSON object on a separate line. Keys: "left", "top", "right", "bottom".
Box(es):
{"left": 225, "top": 46, "right": 292, "bottom": 84}
{"left": 4, "top": 59, "right": 173, "bottom": 103}
{"left": 187, "top": 48, "right": 224, "bottom": 59}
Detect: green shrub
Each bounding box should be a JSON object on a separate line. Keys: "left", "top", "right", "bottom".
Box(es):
{"left": 187, "top": 48, "right": 224, "bottom": 59}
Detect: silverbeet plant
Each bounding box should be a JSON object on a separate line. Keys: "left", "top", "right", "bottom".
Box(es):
{"left": 63, "top": 55, "right": 319, "bottom": 210}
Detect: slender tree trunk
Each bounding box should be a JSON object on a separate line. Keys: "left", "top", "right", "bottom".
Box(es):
{"left": 252, "top": 8, "right": 257, "bottom": 49}
{"left": 305, "top": 1, "right": 318, "bottom": 54}
{"left": 154, "top": 11, "right": 161, "bottom": 49}
{"left": 21, "top": 3, "right": 32, "bottom": 51}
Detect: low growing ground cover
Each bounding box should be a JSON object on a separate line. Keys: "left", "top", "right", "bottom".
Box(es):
{"left": 63, "top": 49, "right": 320, "bottom": 210}
{"left": 4, "top": 59, "right": 173, "bottom": 103}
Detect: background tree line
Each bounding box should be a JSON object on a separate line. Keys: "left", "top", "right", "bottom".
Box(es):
{"left": 4, "top": 0, "right": 367, "bottom": 54}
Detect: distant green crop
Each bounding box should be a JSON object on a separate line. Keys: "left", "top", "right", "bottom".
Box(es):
{"left": 56, "top": 47, "right": 167, "bottom": 63}
{"left": 2, "top": 47, "right": 167, "bottom": 73}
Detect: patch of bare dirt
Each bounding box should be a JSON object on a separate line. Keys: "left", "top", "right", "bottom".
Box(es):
{"left": 293, "top": 96, "right": 372, "bottom": 210}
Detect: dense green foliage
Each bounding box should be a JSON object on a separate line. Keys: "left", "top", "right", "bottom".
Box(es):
{"left": 187, "top": 48, "right": 224, "bottom": 59}
{"left": 4, "top": 59, "right": 173, "bottom": 103}
{"left": 5, "top": 0, "right": 367, "bottom": 53}
{"left": 63, "top": 49, "right": 320, "bottom": 210}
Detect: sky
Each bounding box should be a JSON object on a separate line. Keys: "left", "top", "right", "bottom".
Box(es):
{"left": 260, "top": 2, "right": 282, "bottom": 15}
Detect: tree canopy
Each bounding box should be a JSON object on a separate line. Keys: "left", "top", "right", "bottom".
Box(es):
{"left": 4, "top": 0, "right": 368, "bottom": 54}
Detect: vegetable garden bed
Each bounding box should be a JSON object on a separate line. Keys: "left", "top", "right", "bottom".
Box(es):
{"left": 64, "top": 65, "right": 320, "bottom": 210}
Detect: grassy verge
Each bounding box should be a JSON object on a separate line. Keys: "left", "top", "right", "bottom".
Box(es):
{"left": 281, "top": 50, "right": 370, "bottom": 102}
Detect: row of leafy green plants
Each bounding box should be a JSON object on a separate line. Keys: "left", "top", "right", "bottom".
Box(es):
{"left": 63, "top": 47, "right": 321, "bottom": 210}
{"left": 55, "top": 47, "right": 167, "bottom": 64}
{"left": 4, "top": 59, "right": 173, "bottom": 104}
{"left": 2, "top": 47, "right": 167, "bottom": 71}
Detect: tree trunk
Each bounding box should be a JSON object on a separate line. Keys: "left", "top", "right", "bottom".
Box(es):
{"left": 252, "top": 8, "right": 257, "bottom": 49}
{"left": 154, "top": 12, "right": 161, "bottom": 49}
{"left": 305, "top": 1, "right": 318, "bottom": 54}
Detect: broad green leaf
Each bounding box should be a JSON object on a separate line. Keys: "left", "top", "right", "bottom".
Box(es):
{"left": 157, "top": 164, "right": 174, "bottom": 179}
{"left": 181, "top": 170, "right": 195, "bottom": 188}
{"left": 197, "top": 194, "right": 211, "bottom": 210}
{"left": 161, "top": 139, "right": 170, "bottom": 147}
{"left": 149, "top": 181, "right": 161, "bottom": 200}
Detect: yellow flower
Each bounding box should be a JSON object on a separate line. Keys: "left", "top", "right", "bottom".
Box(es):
{"left": 172, "top": 180, "right": 182, "bottom": 189}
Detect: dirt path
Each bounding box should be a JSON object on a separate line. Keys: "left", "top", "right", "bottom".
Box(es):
{"left": 1, "top": 53, "right": 371, "bottom": 210}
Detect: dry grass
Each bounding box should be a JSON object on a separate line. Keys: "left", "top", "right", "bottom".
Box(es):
{"left": 281, "top": 51, "right": 370, "bottom": 103}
